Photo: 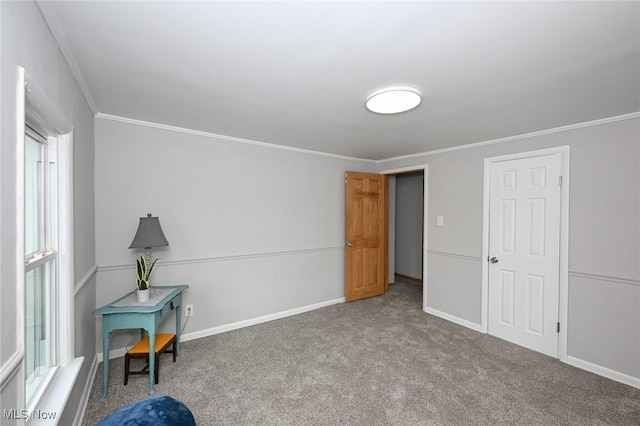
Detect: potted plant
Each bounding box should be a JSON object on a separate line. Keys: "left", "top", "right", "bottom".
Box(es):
{"left": 136, "top": 255, "right": 158, "bottom": 302}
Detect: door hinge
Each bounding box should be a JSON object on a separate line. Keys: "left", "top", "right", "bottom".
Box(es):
{"left": 559, "top": 176, "right": 562, "bottom": 187}
{"left": 557, "top": 322, "right": 560, "bottom": 333}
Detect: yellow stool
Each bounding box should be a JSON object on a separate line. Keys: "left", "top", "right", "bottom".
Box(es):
{"left": 124, "top": 333, "right": 176, "bottom": 385}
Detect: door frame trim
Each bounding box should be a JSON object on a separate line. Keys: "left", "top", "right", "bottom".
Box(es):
{"left": 481, "top": 146, "right": 570, "bottom": 360}
{"left": 380, "top": 164, "right": 429, "bottom": 313}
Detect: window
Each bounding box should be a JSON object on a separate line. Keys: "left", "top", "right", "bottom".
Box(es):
{"left": 18, "top": 69, "right": 77, "bottom": 415}
{"left": 24, "top": 127, "right": 58, "bottom": 407}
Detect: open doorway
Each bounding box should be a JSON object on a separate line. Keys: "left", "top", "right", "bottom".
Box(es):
{"left": 392, "top": 171, "right": 424, "bottom": 283}
{"left": 384, "top": 165, "right": 428, "bottom": 308}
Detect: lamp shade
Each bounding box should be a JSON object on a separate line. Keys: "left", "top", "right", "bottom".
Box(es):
{"left": 129, "top": 213, "right": 169, "bottom": 249}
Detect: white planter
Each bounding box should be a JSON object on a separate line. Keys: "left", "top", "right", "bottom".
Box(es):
{"left": 136, "top": 288, "right": 150, "bottom": 302}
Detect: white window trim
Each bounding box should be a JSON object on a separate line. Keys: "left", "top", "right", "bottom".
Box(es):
{"left": 9, "top": 67, "right": 27, "bottom": 394}
{"left": 56, "top": 132, "right": 74, "bottom": 367}
{"left": 14, "top": 66, "right": 82, "bottom": 421}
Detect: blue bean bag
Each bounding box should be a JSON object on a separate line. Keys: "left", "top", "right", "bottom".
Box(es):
{"left": 96, "top": 395, "right": 196, "bottom": 426}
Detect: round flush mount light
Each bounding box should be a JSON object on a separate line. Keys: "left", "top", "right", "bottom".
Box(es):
{"left": 365, "top": 86, "right": 422, "bottom": 114}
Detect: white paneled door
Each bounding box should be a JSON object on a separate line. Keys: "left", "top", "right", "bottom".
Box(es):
{"left": 488, "top": 153, "right": 561, "bottom": 357}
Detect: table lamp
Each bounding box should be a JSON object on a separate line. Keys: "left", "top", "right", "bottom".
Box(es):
{"left": 129, "top": 213, "right": 169, "bottom": 266}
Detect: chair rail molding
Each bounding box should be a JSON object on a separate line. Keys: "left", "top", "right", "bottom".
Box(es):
{"left": 98, "top": 245, "right": 345, "bottom": 272}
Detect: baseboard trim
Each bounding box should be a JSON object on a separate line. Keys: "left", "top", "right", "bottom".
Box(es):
{"left": 73, "top": 355, "right": 99, "bottom": 426}
{"left": 395, "top": 273, "right": 423, "bottom": 284}
{"left": 424, "top": 308, "right": 640, "bottom": 389}
{"left": 97, "top": 297, "right": 346, "bottom": 361}
{"left": 424, "top": 306, "right": 483, "bottom": 332}
{"left": 564, "top": 355, "right": 640, "bottom": 390}
{"left": 98, "top": 347, "right": 127, "bottom": 363}
{"left": 182, "top": 297, "right": 346, "bottom": 343}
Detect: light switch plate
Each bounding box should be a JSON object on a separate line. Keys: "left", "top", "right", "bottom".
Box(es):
{"left": 437, "top": 216, "right": 444, "bottom": 226}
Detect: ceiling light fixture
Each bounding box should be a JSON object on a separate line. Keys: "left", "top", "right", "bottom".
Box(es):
{"left": 366, "top": 86, "right": 422, "bottom": 114}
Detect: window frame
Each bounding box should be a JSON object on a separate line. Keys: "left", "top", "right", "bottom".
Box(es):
{"left": 16, "top": 68, "right": 76, "bottom": 415}
{"left": 23, "top": 126, "right": 59, "bottom": 408}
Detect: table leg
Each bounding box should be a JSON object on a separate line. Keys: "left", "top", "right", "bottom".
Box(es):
{"left": 101, "top": 335, "right": 110, "bottom": 399}
{"left": 148, "top": 333, "right": 156, "bottom": 395}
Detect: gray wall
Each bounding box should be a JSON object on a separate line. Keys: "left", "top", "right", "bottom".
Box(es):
{"left": 0, "top": 1, "right": 96, "bottom": 422}
{"left": 388, "top": 176, "right": 396, "bottom": 283}
{"left": 394, "top": 172, "right": 424, "bottom": 280}
{"left": 378, "top": 117, "right": 640, "bottom": 382}
{"left": 93, "top": 117, "right": 377, "bottom": 355}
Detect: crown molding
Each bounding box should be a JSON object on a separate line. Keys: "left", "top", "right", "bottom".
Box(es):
{"left": 378, "top": 111, "right": 640, "bottom": 164}
{"left": 33, "top": 2, "right": 639, "bottom": 163}
{"left": 95, "top": 113, "right": 376, "bottom": 163}
{"left": 100, "top": 111, "right": 640, "bottom": 164}
{"left": 38, "top": 1, "right": 99, "bottom": 115}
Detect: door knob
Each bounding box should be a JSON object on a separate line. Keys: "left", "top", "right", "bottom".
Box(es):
{"left": 489, "top": 257, "right": 499, "bottom": 263}
{"left": 347, "top": 242, "right": 354, "bottom": 248}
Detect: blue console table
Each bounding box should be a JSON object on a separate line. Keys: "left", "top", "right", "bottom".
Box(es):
{"left": 93, "top": 285, "right": 189, "bottom": 398}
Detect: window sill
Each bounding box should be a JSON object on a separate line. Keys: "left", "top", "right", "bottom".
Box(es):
{"left": 27, "top": 357, "right": 84, "bottom": 425}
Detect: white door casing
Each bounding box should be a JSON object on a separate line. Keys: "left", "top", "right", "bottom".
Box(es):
{"left": 487, "top": 153, "right": 562, "bottom": 357}
{"left": 380, "top": 164, "right": 429, "bottom": 312}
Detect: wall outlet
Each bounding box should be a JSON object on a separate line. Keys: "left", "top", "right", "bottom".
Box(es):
{"left": 185, "top": 304, "right": 194, "bottom": 318}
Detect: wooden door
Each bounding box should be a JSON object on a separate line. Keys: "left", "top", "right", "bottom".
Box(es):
{"left": 345, "top": 171, "right": 388, "bottom": 302}
{"left": 488, "top": 153, "right": 561, "bottom": 357}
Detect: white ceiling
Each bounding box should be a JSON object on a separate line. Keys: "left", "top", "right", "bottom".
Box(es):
{"left": 40, "top": 1, "right": 640, "bottom": 160}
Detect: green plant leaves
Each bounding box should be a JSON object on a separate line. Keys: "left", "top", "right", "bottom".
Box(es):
{"left": 147, "top": 258, "right": 158, "bottom": 279}
{"left": 135, "top": 255, "right": 157, "bottom": 290}
{"left": 136, "top": 257, "right": 145, "bottom": 278}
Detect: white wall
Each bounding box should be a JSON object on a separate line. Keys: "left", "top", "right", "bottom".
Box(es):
{"left": 394, "top": 172, "right": 423, "bottom": 280}
{"left": 378, "top": 116, "right": 640, "bottom": 385}
{"left": 94, "top": 117, "right": 377, "bottom": 355}
{"left": 0, "top": 1, "right": 96, "bottom": 422}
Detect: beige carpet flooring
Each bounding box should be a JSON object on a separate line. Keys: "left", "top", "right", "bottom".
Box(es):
{"left": 83, "top": 279, "right": 640, "bottom": 425}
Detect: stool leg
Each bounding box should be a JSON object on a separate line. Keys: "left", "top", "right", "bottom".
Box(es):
{"left": 124, "top": 355, "right": 130, "bottom": 385}
{"left": 172, "top": 340, "right": 177, "bottom": 362}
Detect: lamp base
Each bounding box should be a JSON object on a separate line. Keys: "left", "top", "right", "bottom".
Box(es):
{"left": 144, "top": 248, "right": 152, "bottom": 266}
